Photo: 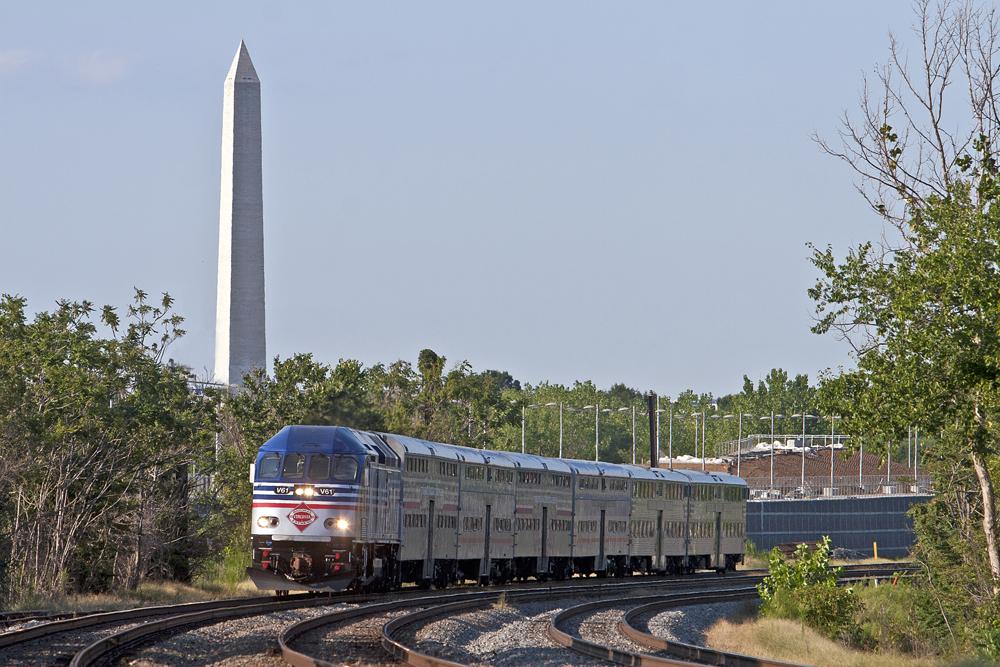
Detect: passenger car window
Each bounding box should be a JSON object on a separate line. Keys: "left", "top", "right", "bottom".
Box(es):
{"left": 308, "top": 454, "right": 331, "bottom": 480}
{"left": 258, "top": 453, "right": 281, "bottom": 479}
{"left": 334, "top": 456, "right": 359, "bottom": 481}
{"left": 281, "top": 453, "right": 305, "bottom": 479}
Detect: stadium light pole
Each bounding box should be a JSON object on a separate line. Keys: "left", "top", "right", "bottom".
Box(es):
{"left": 792, "top": 413, "right": 819, "bottom": 494}
{"left": 736, "top": 414, "right": 754, "bottom": 477}
{"left": 829, "top": 415, "right": 842, "bottom": 490}
{"left": 668, "top": 403, "right": 676, "bottom": 470}
{"left": 521, "top": 404, "right": 525, "bottom": 454}
{"left": 632, "top": 405, "right": 636, "bottom": 465}
{"left": 764, "top": 412, "right": 775, "bottom": 492}
{"left": 581, "top": 405, "right": 599, "bottom": 461}
{"left": 655, "top": 396, "right": 662, "bottom": 466}
{"left": 690, "top": 413, "right": 704, "bottom": 471}
{"left": 702, "top": 412, "right": 707, "bottom": 471}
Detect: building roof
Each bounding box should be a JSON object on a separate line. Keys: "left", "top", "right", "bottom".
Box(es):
{"left": 730, "top": 448, "right": 916, "bottom": 479}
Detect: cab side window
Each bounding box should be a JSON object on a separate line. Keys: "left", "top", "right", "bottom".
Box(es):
{"left": 258, "top": 453, "right": 281, "bottom": 479}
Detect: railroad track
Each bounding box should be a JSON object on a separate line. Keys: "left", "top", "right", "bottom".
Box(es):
{"left": 369, "top": 564, "right": 910, "bottom": 667}
{"left": 0, "top": 609, "right": 97, "bottom": 630}
{"left": 2, "top": 571, "right": 735, "bottom": 667}
{"left": 4, "top": 563, "right": 909, "bottom": 667}
{"left": 280, "top": 574, "right": 768, "bottom": 667}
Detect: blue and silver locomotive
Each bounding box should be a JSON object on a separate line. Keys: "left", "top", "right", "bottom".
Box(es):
{"left": 247, "top": 426, "right": 401, "bottom": 592}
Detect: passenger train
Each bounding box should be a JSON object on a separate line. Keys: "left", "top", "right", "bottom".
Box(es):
{"left": 246, "top": 425, "right": 747, "bottom": 592}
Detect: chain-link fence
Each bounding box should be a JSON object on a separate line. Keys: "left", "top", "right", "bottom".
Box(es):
{"left": 746, "top": 474, "right": 933, "bottom": 500}
{"left": 715, "top": 434, "right": 852, "bottom": 458}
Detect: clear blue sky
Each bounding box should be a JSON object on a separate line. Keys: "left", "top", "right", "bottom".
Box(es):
{"left": 0, "top": 2, "right": 909, "bottom": 398}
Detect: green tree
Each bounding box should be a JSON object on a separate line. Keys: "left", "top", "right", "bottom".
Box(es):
{"left": 811, "top": 1, "right": 1000, "bottom": 592}
{"left": 0, "top": 290, "right": 210, "bottom": 601}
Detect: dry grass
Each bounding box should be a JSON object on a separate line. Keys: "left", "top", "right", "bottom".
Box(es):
{"left": 705, "top": 616, "right": 991, "bottom": 667}
{"left": 706, "top": 616, "right": 935, "bottom": 667}
{"left": 8, "top": 578, "right": 263, "bottom": 613}
{"left": 738, "top": 555, "right": 769, "bottom": 570}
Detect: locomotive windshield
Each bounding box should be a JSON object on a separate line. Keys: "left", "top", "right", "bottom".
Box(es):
{"left": 256, "top": 452, "right": 361, "bottom": 483}
{"left": 333, "top": 456, "right": 359, "bottom": 481}
{"left": 258, "top": 453, "right": 281, "bottom": 479}
{"left": 308, "top": 454, "right": 331, "bottom": 480}
{"left": 281, "top": 453, "right": 306, "bottom": 479}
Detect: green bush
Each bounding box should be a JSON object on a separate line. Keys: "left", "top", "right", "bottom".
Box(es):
{"left": 853, "top": 578, "right": 950, "bottom": 657}
{"left": 757, "top": 536, "right": 841, "bottom": 609}
{"left": 764, "top": 584, "right": 870, "bottom": 647}
{"left": 757, "top": 536, "right": 874, "bottom": 645}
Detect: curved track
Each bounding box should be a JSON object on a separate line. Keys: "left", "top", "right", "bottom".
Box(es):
{"left": 5, "top": 564, "right": 911, "bottom": 667}
{"left": 281, "top": 573, "right": 768, "bottom": 667}
{"left": 548, "top": 565, "right": 913, "bottom": 667}
{"left": 371, "top": 564, "right": 907, "bottom": 667}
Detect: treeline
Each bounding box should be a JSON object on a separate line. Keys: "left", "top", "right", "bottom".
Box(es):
{"left": 515, "top": 369, "right": 826, "bottom": 464}
{"left": 0, "top": 289, "right": 832, "bottom": 604}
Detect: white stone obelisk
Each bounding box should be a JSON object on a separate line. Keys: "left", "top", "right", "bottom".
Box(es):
{"left": 215, "top": 41, "right": 266, "bottom": 387}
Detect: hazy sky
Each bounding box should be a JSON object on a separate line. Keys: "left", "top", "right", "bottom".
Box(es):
{"left": 0, "top": 2, "right": 909, "bottom": 398}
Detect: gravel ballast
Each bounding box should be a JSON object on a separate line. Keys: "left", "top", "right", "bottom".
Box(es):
{"left": 2, "top": 621, "right": 146, "bottom": 667}
{"left": 645, "top": 600, "right": 756, "bottom": 646}
{"left": 127, "top": 604, "right": 354, "bottom": 667}
{"left": 289, "top": 605, "right": 416, "bottom": 667}
{"left": 408, "top": 597, "right": 609, "bottom": 667}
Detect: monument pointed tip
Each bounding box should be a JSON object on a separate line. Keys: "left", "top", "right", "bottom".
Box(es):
{"left": 226, "top": 40, "right": 259, "bottom": 84}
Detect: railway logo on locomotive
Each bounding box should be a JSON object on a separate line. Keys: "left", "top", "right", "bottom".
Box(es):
{"left": 286, "top": 503, "right": 317, "bottom": 531}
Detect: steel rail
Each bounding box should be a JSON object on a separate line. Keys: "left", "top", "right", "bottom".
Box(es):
{"left": 0, "top": 609, "right": 97, "bottom": 629}
{"left": 74, "top": 573, "right": 743, "bottom": 667}
{"left": 545, "top": 566, "right": 919, "bottom": 667}
{"left": 278, "top": 575, "right": 762, "bottom": 667}
{"left": 69, "top": 594, "right": 355, "bottom": 667}
{"left": 378, "top": 579, "right": 773, "bottom": 667}
{"left": 547, "top": 588, "right": 761, "bottom": 667}
{"left": 283, "top": 591, "right": 506, "bottom": 667}
{"left": 39, "top": 563, "right": 907, "bottom": 667}
{"left": 616, "top": 567, "right": 919, "bottom": 667}
{"left": 0, "top": 593, "right": 302, "bottom": 650}
{"left": 375, "top": 563, "right": 906, "bottom": 667}
{"left": 3, "top": 569, "right": 720, "bottom": 649}
{"left": 617, "top": 594, "right": 797, "bottom": 667}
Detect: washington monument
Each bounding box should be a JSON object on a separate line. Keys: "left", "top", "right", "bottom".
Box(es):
{"left": 215, "top": 41, "right": 266, "bottom": 387}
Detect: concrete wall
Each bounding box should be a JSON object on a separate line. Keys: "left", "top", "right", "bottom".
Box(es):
{"left": 747, "top": 494, "right": 931, "bottom": 557}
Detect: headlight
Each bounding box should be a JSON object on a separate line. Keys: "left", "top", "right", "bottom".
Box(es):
{"left": 325, "top": 518, "right": 349, "bottom": 530}
{"left": 337, "top": 519, "right": 349, "bottom": 530}
{"left": 294, "top": 486, "right": 315, "bottom": 496}
{"left": 257, "top": 516, "right": 279, "bottom": 528}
